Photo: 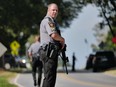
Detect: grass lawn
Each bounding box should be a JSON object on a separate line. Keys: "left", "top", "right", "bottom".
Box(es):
{"left": 104, "top": 67, "right": 116, "bottom": 76}
{"left": 0, "top": 69, "right": 17, "bottom": 87}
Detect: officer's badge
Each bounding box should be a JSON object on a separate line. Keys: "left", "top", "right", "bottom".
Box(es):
{"left": 48, "top": 22, "right": 55, "bottom": 31}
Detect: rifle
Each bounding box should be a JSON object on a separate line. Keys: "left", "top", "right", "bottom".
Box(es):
{"left": 44, "top": 42, "right": 69, "bottom": 74}
{"left": 59, "top": 44, "right": 69, "bottom": 74}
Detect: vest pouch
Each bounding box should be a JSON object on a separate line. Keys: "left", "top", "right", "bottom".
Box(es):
{"left": 49, "top": 49, "right": 58, "bottom": 58}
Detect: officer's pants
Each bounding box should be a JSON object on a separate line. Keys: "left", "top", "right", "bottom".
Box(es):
{"left": 32, "top": 57, "right": 43, "bottom": 86}
{"left": 39, "top": 48, "right": 58, "bottom": 87}
{"left": 42, "top": 58, "right": 58, "bottom": 87}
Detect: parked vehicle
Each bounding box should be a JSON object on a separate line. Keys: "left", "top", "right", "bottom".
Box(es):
{"left": 85, "top": 54, "right": 95, "bottom": 70}
{"left": 16, "top": 56, "right": 31, "bottom": 69}
{"left": 85, "top": 51, "right": 116, "bottom": 72}
{"left": 0, "top": 54, "right": 16, "bottom": 69}
{"left": 0, "top": 54, "right": 30, "bottom": 70}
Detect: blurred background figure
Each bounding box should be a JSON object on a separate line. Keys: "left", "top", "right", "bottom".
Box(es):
{"left": 28, "top": 35, "right": 43, "bottom": 87}
{"left": 72, "top": 52, "right": 77, "bottom": 72}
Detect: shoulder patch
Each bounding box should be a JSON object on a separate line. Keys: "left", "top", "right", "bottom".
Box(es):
{"left": 48, "top": 22, "right": 55, "bottom": 31}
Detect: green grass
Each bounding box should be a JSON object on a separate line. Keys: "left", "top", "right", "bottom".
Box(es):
{"left": 0, "top": 78, "right": 16, "bottom": 87}
{"left": 104, "top": 67, "right": 116, "bottom": 76}
{"left": 0, "top": 69, "right": 17, "bottom": 87}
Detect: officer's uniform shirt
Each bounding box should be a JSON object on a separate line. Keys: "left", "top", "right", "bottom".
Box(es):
{"left": 28, "top": 41, "right": 40, "bottom": 55}
{"left": 40, "top": 15, "right": 59, "bottom": 46}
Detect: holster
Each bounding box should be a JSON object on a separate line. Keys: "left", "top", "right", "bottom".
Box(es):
{"left": 43, "top": 42, "right": 60, "bottom": 59}
{"left": 32, "top": 53, "right": 40, "bottom": 61}
{"left": 32, "top": 53, "right": 39, "bottom": 58}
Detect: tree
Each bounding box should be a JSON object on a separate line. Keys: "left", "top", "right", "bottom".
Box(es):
{"left": 0, "top": 0, "right": 85, "bottom": 55}
{"left": 83, "top": 0, "right": 116, "bottom": 50}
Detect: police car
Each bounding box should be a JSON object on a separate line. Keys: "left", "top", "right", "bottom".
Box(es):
{"left": 85, "top": 51, "right": 116, "bottom": 72}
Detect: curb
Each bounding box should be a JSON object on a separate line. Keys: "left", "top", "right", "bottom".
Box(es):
{"left": 13, "top": 74, "right": 24, "bottom": 87}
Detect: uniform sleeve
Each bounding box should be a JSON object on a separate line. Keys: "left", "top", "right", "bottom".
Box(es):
{"left": 28, "top": 45, "right": 32, "bottom": 54}
{"left": 43, "top": 18, "right": 57, "bottom": 36}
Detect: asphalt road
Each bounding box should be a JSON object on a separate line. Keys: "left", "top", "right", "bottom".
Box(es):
{"left": 15, "top": 70, "right": 116, "bottom": 87}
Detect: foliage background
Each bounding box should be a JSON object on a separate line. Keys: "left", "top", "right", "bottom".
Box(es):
{"left": 0, "top": 0, "right": 116, "bottom": 55}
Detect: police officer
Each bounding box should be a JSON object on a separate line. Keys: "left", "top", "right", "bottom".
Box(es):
{"left": 39, "top": 3, "right": 65, "bottom": 87}
{"left": 28, "top": 35, "right": 43, "bottom": 87}
{"left": 72, "top": 52, "right": 77, "bottom": 72}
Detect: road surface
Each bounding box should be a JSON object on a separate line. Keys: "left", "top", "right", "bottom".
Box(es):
{"left": 15, "top": 70, "right": 116, "bottom": 87}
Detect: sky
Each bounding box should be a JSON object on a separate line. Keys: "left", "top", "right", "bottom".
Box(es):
{"left": 61, "top": 4, "right": 103, "bottom": 69}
